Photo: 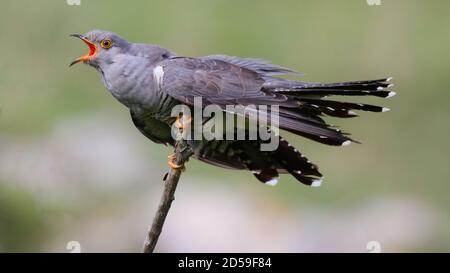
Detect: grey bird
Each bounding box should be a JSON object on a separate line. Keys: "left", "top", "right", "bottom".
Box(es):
{"left": 70, "top": 30, "right": 395, "bottom": 187}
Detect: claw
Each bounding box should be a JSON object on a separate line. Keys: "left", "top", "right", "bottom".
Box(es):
{"left": 175, "top": 115, "right": 192, "bottom": 129}
{"left": 168, "top": 154, "right": 183, "bottom": 170}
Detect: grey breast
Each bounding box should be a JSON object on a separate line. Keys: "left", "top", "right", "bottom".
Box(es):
{"left": 100, "top": 43, "right": 178, "bottom": 119}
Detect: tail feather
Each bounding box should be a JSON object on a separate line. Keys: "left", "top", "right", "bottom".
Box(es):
{"left": 262, "top": 77, "right": 395, "bottom": 145}
{"left": 272, "top": 137, "right": 323, "bottom": 186}
{"left": 248, "top": 136, "right": 324, "bottom": 186}
{"left": 278, "top": 115, "right": 354, "bottom": 146}
{"left": 253, "top": 169, "right": 279, "bottom": 185}
{"left": 232, "top": 77, "right": 395, "bottom": 186}
{"left": 269, "top": 77, "right": 396, "bottom": 98}
{"left": 299, "top": 98, "right": 389, "bottom": 118}
{"left": 289, "top": 89, "right": 395, "bottom": 98}
{"left": 232, "top": 136, "right": 323, "bottom": 186}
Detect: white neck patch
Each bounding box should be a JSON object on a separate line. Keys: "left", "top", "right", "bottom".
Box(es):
{"left": 153, "top": 65, "right": 164, "bottom": 89}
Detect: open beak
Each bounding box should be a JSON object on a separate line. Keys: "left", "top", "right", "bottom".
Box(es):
{"left": 69, "top": 34, "right": 98, "bottom": 67}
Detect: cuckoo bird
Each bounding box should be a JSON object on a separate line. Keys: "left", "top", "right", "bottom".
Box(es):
{"left": 70, "top": 30, "right": 395, "bottom": 187}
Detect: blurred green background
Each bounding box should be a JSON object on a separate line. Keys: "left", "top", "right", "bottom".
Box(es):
{"left": 0, "top": 0, "right": 449, "bottom": 252}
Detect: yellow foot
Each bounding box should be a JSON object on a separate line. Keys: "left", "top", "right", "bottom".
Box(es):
{"left": 175, "top": 115, "right": 192, "bottom": 129}
{"left": 167, "top": 154, "right": 184, "bottom": 170}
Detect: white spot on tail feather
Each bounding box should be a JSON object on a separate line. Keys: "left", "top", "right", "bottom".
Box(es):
{"left": 382, "top": 107, "right": 390, "bottom": 112}
{"left": 386, "top": 91, "right": 396, "bottom": 98}
{"left": 311, "top": 178, "right": 323, "bottom": 187}
{"left": 342, "top": 140, "right": 352, "bottom": 146}
{"left": 153, "top": 65, "right": 164, "bottom": 88}
{"left": 265, "top": 178, "right": 278, "bottom": 186}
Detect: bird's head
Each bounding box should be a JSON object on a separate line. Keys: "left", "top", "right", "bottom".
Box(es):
{"left": 70, "top": 30, "right": 130, "bottom": 68}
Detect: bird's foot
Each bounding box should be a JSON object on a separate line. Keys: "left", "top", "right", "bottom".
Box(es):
{"left": 175, "top": 115, "right": 192, "bottom": 129}
{"left": 167, "top": 154, "right": 185, "bottom": 171}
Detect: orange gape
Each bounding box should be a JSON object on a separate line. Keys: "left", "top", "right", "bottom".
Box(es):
{"left": 70, "top": 34, "right": 98, "bottom": 66}
{"left": 78, "top": 37, "right": 98, "bottom": 61}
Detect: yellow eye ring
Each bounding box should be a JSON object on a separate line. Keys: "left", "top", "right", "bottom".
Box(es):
{"left": 100, "top": 39, "right": 113, "bottom": 49}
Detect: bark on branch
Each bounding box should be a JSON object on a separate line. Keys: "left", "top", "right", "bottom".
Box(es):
{"left": 142, "top": 139, "right": 193, "bottom": 253}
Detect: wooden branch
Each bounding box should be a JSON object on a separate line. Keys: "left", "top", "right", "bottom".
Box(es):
{"left": 142, "top": 139, "right": 193, "bottom": 253}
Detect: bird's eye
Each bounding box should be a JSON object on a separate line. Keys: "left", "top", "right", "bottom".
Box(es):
{"left": 100, "top": 39, "right": 113, "bottom": 49}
